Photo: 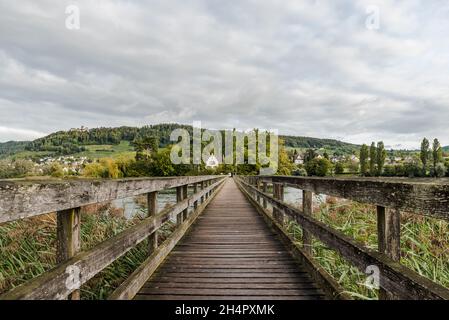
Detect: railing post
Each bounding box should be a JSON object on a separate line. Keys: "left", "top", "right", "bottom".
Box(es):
{"left": 182, "top": 185, "right": 188, "bottom": 220}
{"left": 262, "top": 182, "right": 267, "bottom": 209}
{"left": 56, "top": 207, "right": 81, "bottom": 300}
{"left": 256, "top": 179, "right": 261, "bottom": 203}
{"left": 201, "top": 181, "right": 205, "bottom": 203}
{"left": 273, "top": 183, "right": 284, "bottom": 224}
{"left": 377, "top": 206, "right": 401, "bottom": 299}
{"left": 208, "top": 180, "right": 212, "bottom": 197}
{"left": 176, "top": 186, "right": 183, "bottom": 225}
{"left": 302, "top": 191, "right": 313, "bottom": 255}
{"left": 147, "top": 191, "right": 158, "bottom": 253}
{"left": 193, "top": 183, "right": 198, "bottom": 210}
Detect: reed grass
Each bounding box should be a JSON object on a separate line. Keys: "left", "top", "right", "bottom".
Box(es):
{"left": 0, "top": 201, "right": 177, "bottom": 299}
{"left": 285, "top": 197, "right": 449, "bottom": 299}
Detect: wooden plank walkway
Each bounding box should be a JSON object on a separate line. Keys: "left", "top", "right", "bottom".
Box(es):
{"left": 135, "top": 179, "right": 325, "bottom": 300}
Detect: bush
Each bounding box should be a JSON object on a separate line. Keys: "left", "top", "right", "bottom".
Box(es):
{"left": 434, "top": 163, "right": 447, "bottom": 178}
{"left": 83, "top": 158, "right": 121, "bottom": 178}
{"left": 334, "top": 162, "right": 344, "bottom": 174}
{"left": 306, "top": 158, "right": 332, "bottom": 177}
{"left": 49, "top": 163, "right": 64, "bottom": 178}
{"left": 293, "top": 168, "right": 308, "bottom": 176}
{"left": 0, "top": 159, "right": 34, "bottom": 178}
{"left": 445, "top": 160, "right": 449, "bottom": 177}
{"left": 404, "top": 162, "right": 422, "bottom": 178}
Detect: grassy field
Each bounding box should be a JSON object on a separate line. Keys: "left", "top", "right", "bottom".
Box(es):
{"left": 73, "top": 141, "right": 135, "bottom": 159}
{"left": 6, "top": 141, "right": 135, "bottom": 161}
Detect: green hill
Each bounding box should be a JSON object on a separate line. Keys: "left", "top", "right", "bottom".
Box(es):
{"left": 0, "top": 123, "right": 359, "bottom": 159}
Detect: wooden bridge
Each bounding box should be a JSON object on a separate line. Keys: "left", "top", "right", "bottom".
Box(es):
{"left": 0, "top": 175, "right": 448, "bottom": 300}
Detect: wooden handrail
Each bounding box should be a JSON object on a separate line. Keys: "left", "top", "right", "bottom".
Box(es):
{"left": 0, "top": 176, "right": 227, "bottom": 300}
{"left": 252, "top": 176, "right": 449, "bottom": 220}
{"left": 236, "top": 176, "right": 449, "bottom": 300}
{"left": 0, "top": 175, "right": 221, "bottom": 223}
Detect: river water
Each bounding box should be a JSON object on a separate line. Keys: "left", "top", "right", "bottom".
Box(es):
{"left": 110, "top": 186, "right": 327, "bottom": 220}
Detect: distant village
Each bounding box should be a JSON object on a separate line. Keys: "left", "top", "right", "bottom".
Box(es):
{"left": 293, "top": 153, "right": 416, "bottom": 166}
{"left": 35, "top": 155, "right": 90, "bottom": 175}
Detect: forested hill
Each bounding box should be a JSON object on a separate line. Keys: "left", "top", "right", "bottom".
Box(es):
{"left": 0, "top": 123, "right": 358, "bottom": 158}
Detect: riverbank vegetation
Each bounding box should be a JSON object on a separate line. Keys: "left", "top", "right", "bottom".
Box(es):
{"left": 285, "top": 197, "right": 449, "bottom": 299}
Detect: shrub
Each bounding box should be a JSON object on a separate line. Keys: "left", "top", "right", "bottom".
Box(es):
{"left": 49, "top": 163, "right": 64, "bottom": 178}
{"left": 334, "top": 162, "right": 344, "bottom": 174}
{"left": 306, "top": 158, "right": 332, "bottom": 177}
{"left": 434, "top": 163, "right": 447, "bottom": 178}
{"left": 293, "top": 168, "right": 307, "bottom": 176}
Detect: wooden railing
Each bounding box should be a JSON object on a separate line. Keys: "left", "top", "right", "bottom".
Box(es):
{"left": 235, "top": 176, "right": 449, "bottom": 300}
{"left": 0, "top": 175, "right": 227, "bottom": 300}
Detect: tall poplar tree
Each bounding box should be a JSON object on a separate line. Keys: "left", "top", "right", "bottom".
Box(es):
{"left": 360, "top": 144, "right": 369, "bottom": 176}
{"left": 369, "top": 142, "right": 376, "bottom": 176}
{"left": 420, "top": 138, "right": 430, "bottom": 175}
{"left": 376, "top": 141, "right": 386, "bottom": 176}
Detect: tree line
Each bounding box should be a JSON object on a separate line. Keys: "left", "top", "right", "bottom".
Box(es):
{"left": 358, "top": 138, "right": 447, "bottom": 178}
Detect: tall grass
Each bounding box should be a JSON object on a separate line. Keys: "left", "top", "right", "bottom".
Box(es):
{"left": 285, "top": 197, "right": 449, "bottom": 299}
{"left": 0, "top": 201, "right": 177, "bottom": 299}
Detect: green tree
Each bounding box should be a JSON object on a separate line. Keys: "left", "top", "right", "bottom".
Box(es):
{"left": 435, "top": 163, "right": 446, "bottom": 178}
{"left": 148, "top": 149, "right": 177, "bottom": 177}
{"left": 420, "top": 138, "right": 430, "bottom": 176}
{"left": 304, "top": 149, "right": 317, "bottom": 164}
{"left": 369, "top": 142, "right": 376, "bottom": 176}
{"left": 134, "top": 136, "right": 159, "bottom": 161}
{"left": 376, "top": 141, "right": 386, "bottom": 176}
{"left": 277, "top": 140, "right": 295, "bottom": 176}
{"left": 306, "top": 158, "right": 332, "bottom": 177}
{"left": 359, "top": 144, "right": 369, "bottom": 176}
{"left": 334, "top": 162, "right": 344, "bottom": 175}
{"left": 49, "top": 162, "right": 64, "bottom": 178}
{"left": 432, "top": 138, "right": 443, "bottom": 176}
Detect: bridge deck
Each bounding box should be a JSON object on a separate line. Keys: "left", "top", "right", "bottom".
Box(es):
{"left": 134, "top": 179, "right": 325, "bottom": 300}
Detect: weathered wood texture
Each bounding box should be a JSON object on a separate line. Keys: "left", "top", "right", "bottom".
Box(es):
{"left": 302, "top": 190, "right": 313, "bottom": 255}
{"left": 237, "top": 178, "right": 449, "bottom": 300}
{"left": 0, "top": 178, "right": 225, "bottom": 300}
{"left": 56, "top": 208, "right": 81, "bottom": 300}
{"left": 0, "top": 176, "right": 221, "bottom": 223}
{"left": 109, "top": 178, "right": 226, "bottom": 300}
{"left": 147, "top": 192, "right": 158, "bottom": 253}
{"left": 134, "top": 179, "right": 325, "bottom": 300}
{"left": 256, "top": 176, "right": 449, "bottom": 220}
{"left": 237, "top": 180, "right": 350, "bottom": 300}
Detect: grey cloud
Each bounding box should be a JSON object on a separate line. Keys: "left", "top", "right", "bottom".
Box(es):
{"left": 0, "top": 0, "right": 448, "bottom": 149}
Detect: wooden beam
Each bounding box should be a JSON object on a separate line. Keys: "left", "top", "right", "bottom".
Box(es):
{"left": 0, "top": 175, "right": 221, "bottom": 223}
{"left": 262, "top": 182, "right": 267, "bottom": 209}
{"left": 56, "top": 208, "right": 81, "bottom": 300}
{"left": 182, "top": 185, "right": 188, "bottom": 220}
{"left": 109, "top": 179, "right": 226, "bottom": 300}
{"left": 237, "top": 178, "right": 449, "bottom": 300}
{"left": 0, "top": 178, "right": 225, "bottom": 300}
{"left": 255, "top": 176, "right": 449, "bottom": 220}
{"left": 193, "top": 183, "right": 198, "bottom": 210}
{"left": 302, "top": 191, "right": 313, "bottom": 255}
{"left": 147, "top": 192, "right": 158, "bottom": 253}
{"left": 176, "top": 186, "right": 183, "bottom": 225}
{"left": 237, "top": 182, "right": 350, "bottom": 300}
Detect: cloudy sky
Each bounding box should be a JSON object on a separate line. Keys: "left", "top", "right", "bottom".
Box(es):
{"left": 0, "top": 0, "right": 448, "bottom": 148}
